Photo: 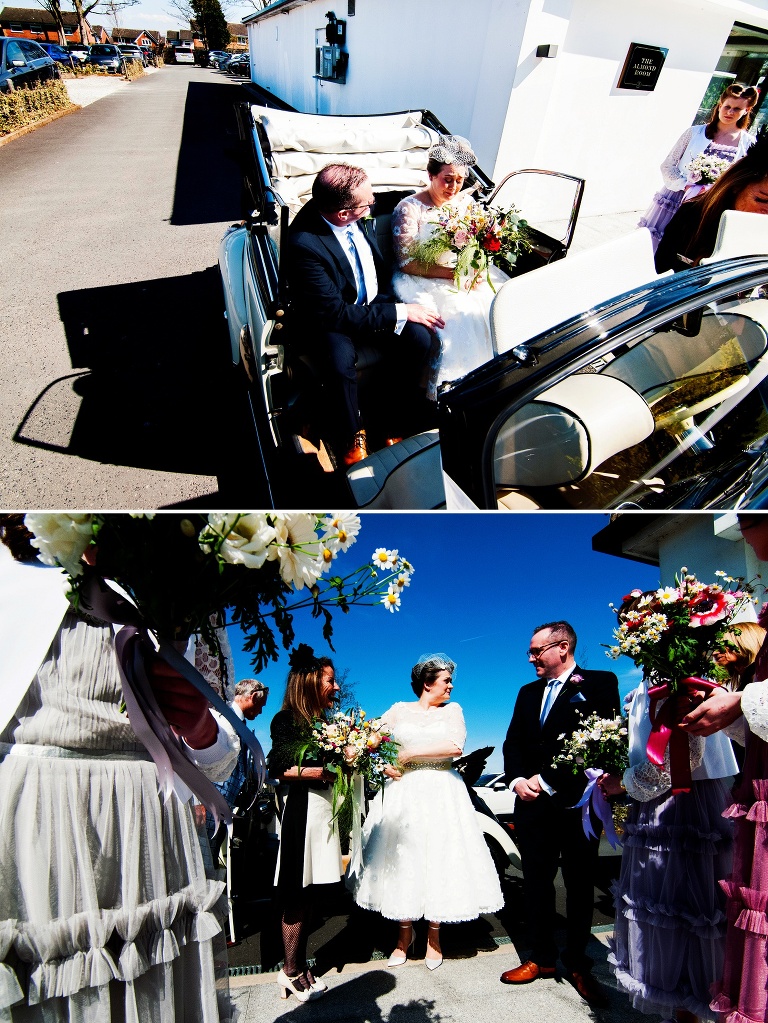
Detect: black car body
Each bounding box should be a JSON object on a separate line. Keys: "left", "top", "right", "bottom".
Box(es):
{"left": 116, "top": 44, "right": 147, "bottom": 66}
{"left": 226, "top": 53, "right": 250, "bottom": 76}
{"left": 219, "top": 99, "right": 768, "bottom": 510}
{"left": 85, "top": 44, "right": 123, "bottom": 73}
{"left": 0, "top": 38, "right": 59, "bottom": 92}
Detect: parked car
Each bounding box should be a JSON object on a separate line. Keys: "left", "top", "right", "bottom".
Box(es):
{"left": 0, "top": 37, "right": 59, "bottom": 92}
{"left": 473, "top": 772, "right": 516, "bottom": 822}
{"left": 116, "top": 44, "right": 147, "bottom": 66}
{"left": 85, "top": 43, "right": 123, "bottom": 73}
{"left": 66, "top": 43, "right": 89, "bottom": 63}
{"left": 218, "top": 102, "right": 768, "bottom": 511}
{"left": 454, "top": 747, "right": 520, "bottom": 881}
{"left": 38, "top": 42, "right": 76, "bottom": 68}
{"left": 226, "top": 52, "right": 250, "bottom": 76}
{"left": 208, "top": 49, "right": 230, "bottom": 69}
{"left": 172, "top": 44, "right": 195, "bottom": 65}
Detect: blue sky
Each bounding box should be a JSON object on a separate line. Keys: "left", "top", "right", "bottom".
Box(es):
{"left": 96, "top": 1, "right": 258, "bottom": 35}
{"left": 228, "top": 513, "right": 660, "bottom": 774}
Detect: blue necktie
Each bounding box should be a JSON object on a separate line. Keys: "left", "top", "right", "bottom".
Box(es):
{"left": 346, "top": 228, "right": 367, "bottom": 305}
{"left": 540, "top": 679, "right": 558, "bottom": 726}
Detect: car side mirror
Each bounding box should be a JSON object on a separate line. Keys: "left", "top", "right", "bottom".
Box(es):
{"left": 11, "top": 59, "right": 26, "bottom": 67}
{"left": 492, "top": 781, "right": 507, "bottom": 791}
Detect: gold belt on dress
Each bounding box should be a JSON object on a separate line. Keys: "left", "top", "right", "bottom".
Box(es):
{"left": 401, "top": 759, "right": 453, "bottom": 772}
{"left": 0, "top": 741, "right": 152, "bottom": 761}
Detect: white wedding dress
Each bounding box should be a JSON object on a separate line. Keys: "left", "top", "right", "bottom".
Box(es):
{"left": 353, "top": 701, "right": 503, "bottom": 922}
{"left": 391, "top": 194, "right": 510, "bottom": 398}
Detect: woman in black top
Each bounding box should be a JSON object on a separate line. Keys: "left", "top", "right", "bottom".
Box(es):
{"left": 267, "top": 646, "right": 341, "bottom": 1001}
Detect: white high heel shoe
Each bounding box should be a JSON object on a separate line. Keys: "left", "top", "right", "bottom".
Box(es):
{"left": 388, "top": 925, "right": 415, "bottom": 967}
{"left": 276, "top": 969, "right": 317, "bottom": 1001}
{"left": 305, "top": 968, "right": 328, "bottom": 994}
{"left": 425, "top": 924, "right": 443, "bottom": 971}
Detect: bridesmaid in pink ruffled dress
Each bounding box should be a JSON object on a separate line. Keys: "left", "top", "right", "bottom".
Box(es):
{"left": 682, "top": 514, "right": 768, "bottom": 1023}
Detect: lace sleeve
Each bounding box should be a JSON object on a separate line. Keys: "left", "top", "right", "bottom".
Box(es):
{"left": 741, "top": 681, "right": 768, "bottom": 743}
{"left": 622, "top": 732, "right": 705, "bottom": 801}
{"left": 391, "top": 199, "right": 423, "bottom": 268}
{"left": 661, "top": 127, "right": 694, "bottom": 191}
{"left": 442, "top": 702, "right": 466, "bottom": 753}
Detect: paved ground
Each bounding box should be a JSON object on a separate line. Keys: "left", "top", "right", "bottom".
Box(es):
{"left": 63, "top": 66, "right": 160, "bottom": 107}
{"left": 0, "top": 65, "right": 251, "bottom": 507}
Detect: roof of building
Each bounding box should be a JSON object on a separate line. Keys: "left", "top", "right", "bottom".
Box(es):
{"left": 112, "top": 27, "right": 158, "bottom": 42}
{"left": 0, "top": 6, "right": 80, "bottom": 26}
{"left": 242, "top": 0, "right": 307, "bottom": 23}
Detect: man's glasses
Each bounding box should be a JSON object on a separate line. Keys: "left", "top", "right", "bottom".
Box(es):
{"left": 527, "top": 641, "right": 564, "bottom": 659}
{"left": 341, "top": 200, "right": 377, "bottom": 213}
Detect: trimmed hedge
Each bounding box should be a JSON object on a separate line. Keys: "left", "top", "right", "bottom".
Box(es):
{"left": 0, "top": 79, "right": 73, "bottom": 137}
{"left": 123, "top": 58, "right": 144, "bottom": 80}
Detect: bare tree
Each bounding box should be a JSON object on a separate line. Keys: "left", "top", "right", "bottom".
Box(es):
{"left": 67, "top": 0, "right": 139, "bottom": 46}
{"left": 35, "top": 0, "right": 68, "bottom": 45}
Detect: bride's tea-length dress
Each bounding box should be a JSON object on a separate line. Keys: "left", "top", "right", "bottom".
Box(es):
{"left": 391, "top": 194, "right": 509, "bottom": 398}
{"left": 353, "top": 701, "right": 503, "bottom": 922}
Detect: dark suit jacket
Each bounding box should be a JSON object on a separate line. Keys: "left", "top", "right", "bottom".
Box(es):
{"left": 287, "top": 200, "right": 398, "bottom": 338}
{"left": 503, "top": 666, "right": 620, "bottom": 808}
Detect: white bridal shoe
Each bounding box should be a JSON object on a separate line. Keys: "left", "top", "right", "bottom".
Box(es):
{"left": 425, "top": 924, "right": 443, "bottom": 971}
{"left": 276, "top": 969, "right": 318, "bottom": 1001}
{"left": 388, "top": 925, "right": 415, "bottom": 967}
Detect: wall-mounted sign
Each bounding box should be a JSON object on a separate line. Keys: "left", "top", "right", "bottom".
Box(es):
{"left": 618, "top": 42, "right": 668, "bottom": 91}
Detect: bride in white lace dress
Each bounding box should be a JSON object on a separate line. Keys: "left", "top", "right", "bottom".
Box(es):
{"left": 391, "top": 136, "right": 509, "bottom": 398}
{"left": 353, "top": 654, "right": 503, "bottom": 969}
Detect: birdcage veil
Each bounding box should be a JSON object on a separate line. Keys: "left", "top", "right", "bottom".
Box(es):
{"left": 428, "top": 135, "right": 477, "bottom": 167}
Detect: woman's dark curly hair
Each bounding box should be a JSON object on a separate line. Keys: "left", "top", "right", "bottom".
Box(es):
{"left": 0, "top": 514, "right": 39, "bottom": 562}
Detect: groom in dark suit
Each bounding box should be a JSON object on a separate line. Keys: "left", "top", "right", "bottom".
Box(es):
{"left": 501, "top": 620, "right": 619, "bottom": 1007}
{"left": 287, "top": 163, "right": 443, "bottom": 466}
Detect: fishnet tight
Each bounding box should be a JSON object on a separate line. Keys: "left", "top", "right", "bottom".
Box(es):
{"left": 281, "top": 906, "right": 310, "bottom": 982}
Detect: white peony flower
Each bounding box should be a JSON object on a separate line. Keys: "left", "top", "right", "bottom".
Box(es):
{"left": 24, "top": 513, "right": 94, "bottom": 577}
{"left": 202, "top": 513, "right": 276, "bottom": 569}
{"left": 268, "top": 514, "right": 324, "bottom": 590}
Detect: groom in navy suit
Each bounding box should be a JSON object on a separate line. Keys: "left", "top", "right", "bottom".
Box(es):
{"left": 287, "top": 164, "right": 443, "bottom": 466}
{"left": 501, "top": 620, "right": 619, "bottom": 1006}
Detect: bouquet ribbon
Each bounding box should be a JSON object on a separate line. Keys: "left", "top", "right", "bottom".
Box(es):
{"left": 572, "top": 767, "right": 621, "bottom": 850}
{"left": 646, "top": 676, "right": 722, "bottom": 794}
{"left": 82, "top": 576, "right": 266, "bottom": 830}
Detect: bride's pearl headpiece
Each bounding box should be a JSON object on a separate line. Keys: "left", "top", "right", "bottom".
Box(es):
{"left": 428, "top": 135, "right": 477, "bottom": 167}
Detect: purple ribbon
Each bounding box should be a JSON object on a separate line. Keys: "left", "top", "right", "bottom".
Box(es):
{"left": 81, "top": 576, "right": 266, "bottom": 830}
{"left": 571, "top": 767, "right": 621, "bottom": 850}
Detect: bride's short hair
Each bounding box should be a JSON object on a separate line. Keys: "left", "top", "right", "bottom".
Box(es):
{"left": 410, "top": 653, "right": 457, "bottom": 696}
{"left": 313, "top": 163, "right": 369, "bottom": 213}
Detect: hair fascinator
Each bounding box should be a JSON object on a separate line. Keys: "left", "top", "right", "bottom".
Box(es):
{"left": 428, "top": 134, "right": 477, "bottom": 167}
{"left": 289, "top": 643, "right": 318, "bottom": 672}
{"left": 411, "top": 652, "right": 457, "bottom": 682}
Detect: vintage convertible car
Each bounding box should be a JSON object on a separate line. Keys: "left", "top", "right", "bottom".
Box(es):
{"left": 219, "top": 100, "right": 768, "bottom": 510}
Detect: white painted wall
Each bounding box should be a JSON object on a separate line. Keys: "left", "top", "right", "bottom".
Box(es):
{"left": 247, "top": 0, "right": 768, "bottom": 216}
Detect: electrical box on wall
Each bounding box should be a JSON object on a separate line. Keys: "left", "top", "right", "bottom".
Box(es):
{"left": 314, "top": 14, "right": 348, "bottom": 83}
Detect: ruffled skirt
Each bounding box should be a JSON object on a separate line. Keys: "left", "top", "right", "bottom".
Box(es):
{"left": 608, "top": 778, "right": 734, "bottom": 1020}
{"left": 353, "top": 767, "right": 503, "bottom": 923}
{"left": 711, "top": 734, "right": 768, "bottom": 1023}
{"left": 0, "top": 745, "right": 226, "bottom": 1023}
{"left": 638, "top": 187, "right": 685, "bottom": 252}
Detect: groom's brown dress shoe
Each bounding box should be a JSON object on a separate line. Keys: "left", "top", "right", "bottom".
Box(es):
{"left": 342, "top": 430, "right": 369, "bottom": 466}
{"left": 500, "top": 961, "right": 556, "bottom": 984}
{"left": 566, "top": 970, "right": 610, "bottom": 1008}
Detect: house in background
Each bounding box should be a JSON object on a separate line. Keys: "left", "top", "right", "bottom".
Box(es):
{"left": 90, "top": 24, "right": 111, "bottom": 43}
{"left": 243, "top": 0, "right": 768, "bottom": 218}
{"left": 111, "top": 27, "right": 159, "bottom": 49}
{"left": 0, "top": 5, "right": 93, "bottom": 43}
{"left": 593, "top": 514, "right": 764, "bottom": 614}
{"left": 166, "top": 28, "right": 198, "bottom": 49}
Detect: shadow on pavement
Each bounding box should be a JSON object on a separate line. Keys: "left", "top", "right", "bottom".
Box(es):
{"left": 171, "top": 80, "right": 247, "bottom": 226}
{"left": 14, "top": 268, "right": 257, "bottom": 504}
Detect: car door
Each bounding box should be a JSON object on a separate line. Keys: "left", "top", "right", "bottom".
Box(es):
{"left": 2, "top": 40, "right": 37, "bottom": 90}
{"left": 438, "top": 259, "right": 768, "bottom": 510}
{"left": 18, "top": 40, "right": 56, "bottom": 85}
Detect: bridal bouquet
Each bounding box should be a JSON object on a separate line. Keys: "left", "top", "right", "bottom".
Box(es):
{"left": 606, "top": 568, "right": 753, "bottom": 792}
{"left": 686, "top": 153, "right": 730, "bottom": 187}
{"left": 552, "top": 711, "right": 629, "bottom": 847}
{"left": 24, "top": 512, "right": 415, "bottom": 673}
{"left": 605, "top": 568, "right": 753, "bottom": 690}
{"left": 409, "top": 199, "right": 530, "bottom": 291}
{"left": 552, "top": 712, "right": 629, "bottom": 776}
{"left": 296, "top": 707, "right": 400, "bottom": 826}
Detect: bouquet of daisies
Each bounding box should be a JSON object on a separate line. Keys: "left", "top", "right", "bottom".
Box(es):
{"left": 686, "top": 153, "right": 731, "bottom": 187}
{"left": 295, "top": 708, "right": 400, "bottom": 827}
{"left": 408, "top": 199, "right": 530, "bottom": 292}
{"left": 552, "top": 711, "right": 629, "bottom": 776}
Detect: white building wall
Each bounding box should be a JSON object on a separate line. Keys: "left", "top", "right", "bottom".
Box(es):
{"left": 247, "top": 0, "right": 768, "bottom": 216}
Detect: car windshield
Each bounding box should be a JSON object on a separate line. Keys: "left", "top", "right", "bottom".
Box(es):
{"left": 475, "top": 774, "right": 500, "bottom": 787}
{"left": 90, "top": 45, "right": 116, "bottom": 56}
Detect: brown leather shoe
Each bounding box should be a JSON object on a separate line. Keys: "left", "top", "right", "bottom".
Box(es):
{"left": 566, "top": 970, "right": 610, "bottom": 1007}
{"left": 500, "top": 960, "right": 556, "bottom": 984}
{"left": 342, "top": 430, "right": 368, "bottom": 466}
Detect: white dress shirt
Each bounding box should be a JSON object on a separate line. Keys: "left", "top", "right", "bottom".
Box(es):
{"left": 322, "top": 217, "right": 407, "bottom": 333}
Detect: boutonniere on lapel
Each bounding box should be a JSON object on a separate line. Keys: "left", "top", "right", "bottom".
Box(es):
{"left": 569, "top": 673, "right": 586, "bottom": 703}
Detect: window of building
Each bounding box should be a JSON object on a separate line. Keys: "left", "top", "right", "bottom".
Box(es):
{"left": 696, "top": 21, "right": 768, "bottom": 132}
{"left": 8, "top": 22, "right": 23, "bottom": 32}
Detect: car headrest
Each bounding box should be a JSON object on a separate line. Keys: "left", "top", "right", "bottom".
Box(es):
{"left": 493, "top": 374, "right": 654, "bottom": 488}
{"left": 700, "top": 209, "right": 768, "bottom": 264}
{"left": 491, "top": 228, "right": 662, "bottom": 355}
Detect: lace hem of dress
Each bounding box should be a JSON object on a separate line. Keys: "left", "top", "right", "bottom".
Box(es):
{"left": 1, "top": 881, "right": 224, "bottom": 1010}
